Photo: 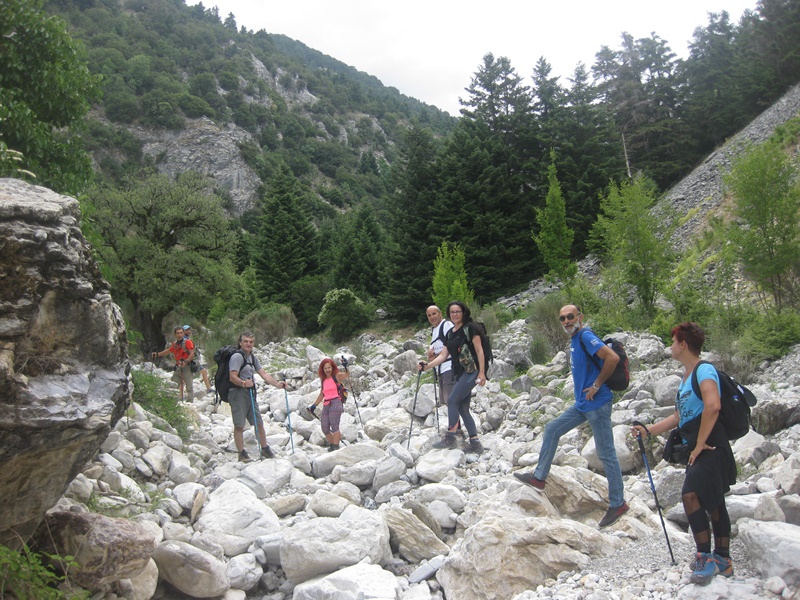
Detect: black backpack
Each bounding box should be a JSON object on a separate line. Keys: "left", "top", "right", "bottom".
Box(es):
{"left": 462, "top": 322, "right": 494, "bottom": 374}
{"left": 690, "top": 360, "right": 757, "bottom": 440}
{"left": 213, "top": 345, "right": 252, "bottom": 403}
{"left": 578, "top": 330, "right": 630, "bottom": 391}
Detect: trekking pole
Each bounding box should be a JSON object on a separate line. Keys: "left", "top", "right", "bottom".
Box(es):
{"left": 432, "top": 369, "right": 440, "bottom": 433}
{"left": 283, "top": 378, "right": 295, "bottom": 455}
{"left": 407, "top": 365, "right": 424, "bottom": 449}
{"left": 633, "top": 420, "right": 676, "bottom": 565}
{"left": 341, "top": 356, "right": 363, "bottom": 428}
{"left": 249, "top": 386, "right": 262, "bottom": 454}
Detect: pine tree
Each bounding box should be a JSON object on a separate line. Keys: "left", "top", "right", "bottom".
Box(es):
{"left": 533, "top": 152, "right": 577, "bottom": 283}
{"left": 253, "top": 166, "right": 320, "bottom": 304}
{"left": 382, "top": 124, "right": 441, "bottom": 320}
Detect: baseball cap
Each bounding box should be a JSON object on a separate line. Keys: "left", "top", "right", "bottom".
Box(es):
{"left": 182, "top": 325, "right": 190, "bottom": 331}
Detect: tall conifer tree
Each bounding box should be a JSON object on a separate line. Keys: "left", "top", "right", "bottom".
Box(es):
{"left": 254, "top": 166, "right": 320, "bottom": 304}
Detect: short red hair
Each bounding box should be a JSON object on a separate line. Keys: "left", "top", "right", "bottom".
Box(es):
{"left": 670, "top": 322, "right": 706, "bottom": 355}
{"left": 318, "top": 358, "right": 339, "bottom": 380}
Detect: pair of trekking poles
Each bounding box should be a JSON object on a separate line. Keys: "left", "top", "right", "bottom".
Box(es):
{"left": 245, "top": 378, "right": 296, "bottom": 455}
{"left": 407, "top": 364, "right": 441, "bottom": 449}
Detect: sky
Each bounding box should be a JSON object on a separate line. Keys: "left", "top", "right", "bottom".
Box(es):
{"left": 189, "top": 0, "right": 758, "bottom": 116}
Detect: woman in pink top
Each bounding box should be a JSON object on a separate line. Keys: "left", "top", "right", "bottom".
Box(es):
{"left": 309, "top": 358, "right": 349, "bottom": 451}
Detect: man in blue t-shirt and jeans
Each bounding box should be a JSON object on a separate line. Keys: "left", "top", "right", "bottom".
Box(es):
{"left": 514, "top": 304, "right": 629, "bottom": 528}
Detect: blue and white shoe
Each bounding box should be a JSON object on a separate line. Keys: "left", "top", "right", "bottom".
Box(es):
{"left": 690, "top": 552, "right": 719, "bottom": 585}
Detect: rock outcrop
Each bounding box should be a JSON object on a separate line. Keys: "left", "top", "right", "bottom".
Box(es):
{"left": 0, "top": 179, "right": 130, "bottom": 546}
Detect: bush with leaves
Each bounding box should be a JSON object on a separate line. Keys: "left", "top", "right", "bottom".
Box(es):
{"left": 318, "top": 289, "right": 371, "bottom": 342}
{"left": 0, "top": 542, "right": 85, "bottom": 600}
{"left": 131, "top": 370, "right": 193, "bottom": 440}
{"left": 590, "top": 174, "right": 674, "bottom": 315}
{"left": 739, "top": 310, "right": 800, "bottom": 362}
{"left": 431, "top": 242, "right": 474, "bottom": 312}
{"left": 725, "top": 141, "right": 800, "bottom": 312}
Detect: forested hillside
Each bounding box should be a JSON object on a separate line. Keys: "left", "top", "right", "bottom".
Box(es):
{"left": 3, "top": 0, "right": 800, "bottom": 351}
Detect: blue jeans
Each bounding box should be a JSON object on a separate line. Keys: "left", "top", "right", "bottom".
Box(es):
{"left": 447, "top": 371, "right": 478, "bottom": 437}
{"left": 533, "top": 401, "right": 625, "bottom": 508}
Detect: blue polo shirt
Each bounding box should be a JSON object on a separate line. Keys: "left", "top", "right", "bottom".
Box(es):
{"left": 571, "top": 328, "right": 613, "bottom": 412}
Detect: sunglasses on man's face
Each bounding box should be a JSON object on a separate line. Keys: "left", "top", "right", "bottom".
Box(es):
{"left": 559, "top": 313, "right": 578, "bottom": 322}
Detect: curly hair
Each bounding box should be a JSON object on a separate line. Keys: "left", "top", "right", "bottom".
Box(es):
{"left": 318, "top": 357, "right": 340, "bottom": 380}
{"left": 670, "top": 322, "right": 706, "bottom": 355}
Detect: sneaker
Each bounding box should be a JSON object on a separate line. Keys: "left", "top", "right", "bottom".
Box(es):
{"left": 712, "top": 553, "right": 733, "bottom": 578}
{"left": 432, "top": 433, "right": 457, "bottom": 449}
{"left": 465, "top": 438, "right": 484, "bottom": 454}
{"left": 598, "top": 502, "right": 630, "bottom": 528}
{"left": 260, "top": 446, "right": 275, "bottom": 459}
{"left": 690, "top": 551, "right": 719, "bottom": 585}
{"left": 513, "top": 472, "right": 546, "bottom": 490}
{"left": 238, "top": 450, "right": 252, "bottom": 463}
{"left": 327, "top": 443, "right": 340, "bottom": 452}
{"left": 206, "top": 387, "right": 215, "bottom": 394}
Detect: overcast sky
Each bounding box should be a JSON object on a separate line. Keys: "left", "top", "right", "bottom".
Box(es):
{"left": 190, "top": 0, "right": 758, "bottom": 116}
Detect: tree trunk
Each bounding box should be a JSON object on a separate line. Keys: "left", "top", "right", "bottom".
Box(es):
{"left": 133, "top": 303, "right": 168, "bottom": 359}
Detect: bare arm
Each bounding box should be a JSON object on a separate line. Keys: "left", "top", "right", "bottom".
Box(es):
{"left": 472, "top": 333, "right": 486, "bottom": 386}
{"left": 583, "top": 344, "right": 619, "bottom": 400}
{"left": 689, "top": 378, "right": 721, "bottom": 465}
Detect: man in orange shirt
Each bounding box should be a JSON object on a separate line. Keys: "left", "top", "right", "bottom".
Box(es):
{"left": 152, "top": 326, "right": 195, "bottom": 400}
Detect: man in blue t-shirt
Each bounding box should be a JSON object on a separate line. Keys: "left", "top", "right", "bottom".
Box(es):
{"left": 514, "top": 304, "right": 629, "bottom": 528}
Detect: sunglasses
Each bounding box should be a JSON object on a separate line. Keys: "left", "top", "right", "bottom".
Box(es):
{"left": 559, "top": 313, "right": 578, "bottom": 322}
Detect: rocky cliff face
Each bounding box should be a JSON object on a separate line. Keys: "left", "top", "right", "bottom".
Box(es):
{"left": 664, "top": 82, "right": 800, "bottom": 249}
{"left": 0, "top": 179, "right": 130, "bottom": 546}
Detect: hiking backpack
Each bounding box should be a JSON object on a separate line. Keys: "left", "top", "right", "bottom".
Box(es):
{"left": 578, "top": 330, "right": 630, "bottom": 391}
{"left": 213, "top": 345, "right": 252, "bottom": 404}
{"left": 690, "top": 360, "right": 757, "bottom": 440}
{"left": 462, "top": 322, "right": 494, "bottom": 374}
{"left": 337, "top": 379, "right": 349, "bottom": 402}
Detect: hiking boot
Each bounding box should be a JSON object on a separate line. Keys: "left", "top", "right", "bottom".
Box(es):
{"left": 465, "top": 438, "right": 484, "bottom": 454}
{"left": 432, "top": 433, "right": 457, "bottom": 449}
{"left": 260, "top": 446, "right": 275, "bottom": 459}
{"left": 713, "top": 553, "right": 734, "bottom": 578}
{"left": 327, "top": 443, "right": 340, "bottom": 452}
{"left": 513, "top": 471, "right": 546, "bottom": 490}
{"left": 598, "top": 502, "right": 629, "bottom": 528}
{"left": 690, "top": 552, "right": 733, "bottom": 577}
{"left": 690, "top": 552, "right": 719, "bottom": 585}
{"left": 238, "top": 450, "right": 252, "bottom": 463}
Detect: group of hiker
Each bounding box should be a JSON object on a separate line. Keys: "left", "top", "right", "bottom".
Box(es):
{"left": 151, "top": 302, "right": 736, "bottom": 586}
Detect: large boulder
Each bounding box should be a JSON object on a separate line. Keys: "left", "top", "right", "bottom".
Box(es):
{"left": 437, "top": 510, "right": 622, "bottom": 600}
{"left": 32, "top": 511, "right": 156, "bottom": 589}
{"left": 193, "top": 479, "right": 280, "bottom": 556}
{"left": 0, "top": 179, "right": 129, "bottom": 546}
{"left": 280, "top": 506, "right": 392, "bottom": 584}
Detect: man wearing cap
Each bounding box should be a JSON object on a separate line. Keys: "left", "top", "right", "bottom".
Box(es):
{"left": 182, "top": 325, "right": 214, "bottom": 395}
{"left": 152, "top": 326, "right": 195, "bottom": 401}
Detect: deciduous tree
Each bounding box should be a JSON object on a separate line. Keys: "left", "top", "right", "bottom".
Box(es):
{"left": 0, "top": 0, "right": 100, "bottom": 193}
{"left": 83, "top": 172, "right": 238, "bottom": 352}
{"left": 725, "top": 141, "right": 800, "bottom": 311}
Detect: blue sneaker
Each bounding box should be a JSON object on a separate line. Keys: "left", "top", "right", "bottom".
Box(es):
{"left": 689, "top": 552, "right": 733, "bottom": 577}
{"left": 690, "top": 552, "right": 719, "bottom": 585}
{"left": 713, "top": 553, "right": 733, "bottom": 578}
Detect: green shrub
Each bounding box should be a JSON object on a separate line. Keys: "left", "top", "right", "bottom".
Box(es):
{"left": 242, "top": 304, "right": 297, "bottom": 344}
{"left": 0, "top": 543, "right": 86, "bottom": 600}
{"left": 318, "top": 289, "right": 371, "bottom": 342}
{"left": 739, "top": 310, "right": 800, "bottom": 361}
{"left": 476, "top": 303, "right": 514, "bottom": 333}
{"left": 529, "top": 333, "right": 552, "bottom": 365}
{"left": 131, "top": 370, "right": 193, "bottom": 440}
{"left": 522, "top": 292, "right": 569, "bottom": 360}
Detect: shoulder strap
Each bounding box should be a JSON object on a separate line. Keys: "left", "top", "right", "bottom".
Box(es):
{"left": 690, "top": 360, "right": 714, "bottom": 399}
{"left": 578, "top": 329, "right": 602, "bottom": 370}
